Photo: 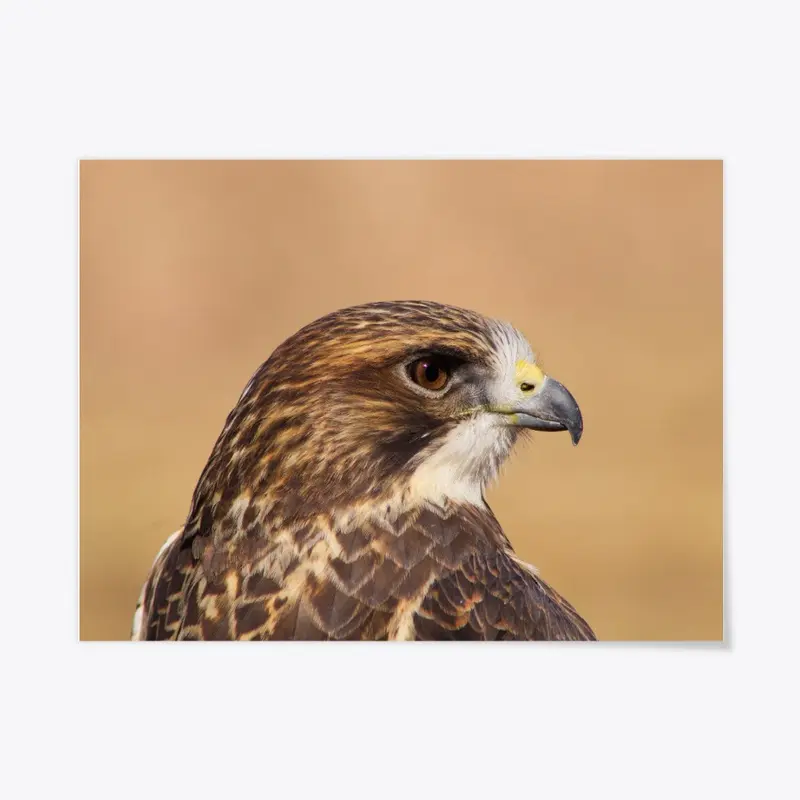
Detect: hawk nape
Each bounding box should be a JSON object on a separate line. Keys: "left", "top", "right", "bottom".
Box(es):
{"left": 133, "top": 301, "right": 595, "bottom": 641}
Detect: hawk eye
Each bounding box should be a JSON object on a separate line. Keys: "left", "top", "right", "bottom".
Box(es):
{"left": 409, "top": 357, "right": 451, "bottom": 391}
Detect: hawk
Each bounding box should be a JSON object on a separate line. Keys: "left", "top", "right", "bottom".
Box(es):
{"left": 133, "top": 301, "right": 595, "bottom": 640}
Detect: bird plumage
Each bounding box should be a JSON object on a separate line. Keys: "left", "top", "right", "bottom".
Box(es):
{"left": 133, "top": 300, "right": 595, "bottom": 641}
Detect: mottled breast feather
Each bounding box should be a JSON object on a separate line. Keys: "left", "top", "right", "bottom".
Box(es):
{"left": 134, "top": 500, "right": 595, "bottom": 641}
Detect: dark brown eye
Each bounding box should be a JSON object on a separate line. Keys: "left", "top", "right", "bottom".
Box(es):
{"left": 409, "top": 357, "right": 450, "bottom": 391}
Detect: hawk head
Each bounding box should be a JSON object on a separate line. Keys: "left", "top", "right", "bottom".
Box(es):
{"left": 193, "top": 301, "right": 582, "bottom": 527}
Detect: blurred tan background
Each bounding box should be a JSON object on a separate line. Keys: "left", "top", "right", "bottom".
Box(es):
{"left": 80, "top": 160, "right": 722, "bottom": 641}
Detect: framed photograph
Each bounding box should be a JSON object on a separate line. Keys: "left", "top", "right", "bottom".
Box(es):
{"left": 80, "top": 160, "right": 722, "bottom": 642}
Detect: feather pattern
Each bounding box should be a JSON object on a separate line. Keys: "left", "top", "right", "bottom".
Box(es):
{"left": 133, "top": 500, "right": 594, "bottom": 641}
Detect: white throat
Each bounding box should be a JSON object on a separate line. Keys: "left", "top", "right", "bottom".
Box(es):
{"left": 406, "top": 414, "right": 515, "bottom": 507}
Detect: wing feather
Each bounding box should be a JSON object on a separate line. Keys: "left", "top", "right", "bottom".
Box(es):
{"left": 414, "top": 549, "right": 596, "bottom": 641}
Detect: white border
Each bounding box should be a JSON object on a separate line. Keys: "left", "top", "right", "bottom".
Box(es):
{"left": 3, "top": 1, "right": 799, "bottom": 797}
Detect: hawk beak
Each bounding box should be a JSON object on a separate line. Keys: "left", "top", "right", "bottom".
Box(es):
{"left": 510, "top": 375, "right": 583, "bottom": 446}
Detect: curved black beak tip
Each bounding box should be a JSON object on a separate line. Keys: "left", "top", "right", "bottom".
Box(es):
{"left": 554, "top": 379, "right": 582, "bottom": 446}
